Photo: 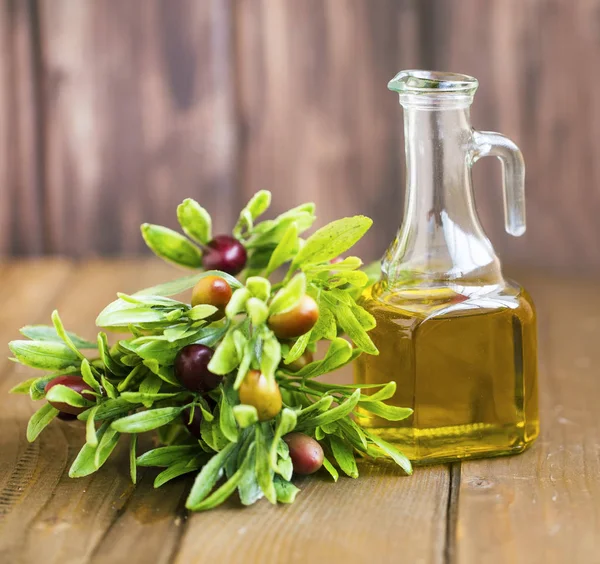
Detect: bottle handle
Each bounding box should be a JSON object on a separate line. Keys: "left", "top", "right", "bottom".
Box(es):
{"left": 471, "top": 130, "right": 526, "bottom": 236}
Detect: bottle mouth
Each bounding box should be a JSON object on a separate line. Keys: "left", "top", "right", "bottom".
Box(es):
{"left": 388, "top": 70, "right": 478, "bottom": 108}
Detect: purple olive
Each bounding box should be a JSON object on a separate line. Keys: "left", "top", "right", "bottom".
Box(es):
{"left": 202, "top": 235, "right": 247, "bottom": 275}
{"left": 174, "top": 344, "right": 222, "bottom": 394}
{"left": 283, "top": 432, "right": 324, "bottom": 475}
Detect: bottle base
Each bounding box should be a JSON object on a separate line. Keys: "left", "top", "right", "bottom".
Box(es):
{"left": 365, "top": 421, "right": 539, "bottom": 465}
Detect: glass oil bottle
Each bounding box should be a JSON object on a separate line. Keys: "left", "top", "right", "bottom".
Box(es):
{"left": 354, "top": 71, "right": 539, "bottom": 464}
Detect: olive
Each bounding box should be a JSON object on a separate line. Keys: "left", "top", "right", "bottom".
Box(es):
{"left": 238, "top": 369, "right": 282, "bottom": 421}
{"left": 202, "top": 235, "right": 247, "bottom": 276}
{"left": 174, "top": 344, "right": 222, "bottom": 393}
{"left": 268, "top": 295, "right": 319, "bottom": 339}
{"left": 283, "top": 349, "right": 314, "bottom": 372}
{"left": 283, "top": 432, "right": 324, "bottom": 475}
{"left": 45, "top": 375, "right": 94, "bottom": 416}
{"left": 191, "top": 275, "right": 232, "bottom": 319}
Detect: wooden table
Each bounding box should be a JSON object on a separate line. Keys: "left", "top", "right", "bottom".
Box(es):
{"left": 0, "top": 260, "right": 598, "bottom": 564}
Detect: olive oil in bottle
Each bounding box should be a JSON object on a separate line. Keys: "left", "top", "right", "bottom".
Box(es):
{"left": 354, "top": 283, "right": 539, "bottom": 464}
{"left": 355, "top": 70, "right": 539, "bottom": 463}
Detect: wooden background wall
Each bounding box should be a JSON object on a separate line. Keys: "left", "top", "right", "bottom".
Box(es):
{"left": 1, "top": 0, "right": 599, "bottom": 271}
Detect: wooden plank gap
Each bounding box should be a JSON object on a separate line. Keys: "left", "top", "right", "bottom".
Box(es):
{"left": 445, "top": 462, "right": 461, "bottom": 564}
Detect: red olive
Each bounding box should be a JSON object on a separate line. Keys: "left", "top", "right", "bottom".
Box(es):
{"left": 191, "top": 275, "right": 232, "bottom": 319}
{"left": 202, "top": 235, "right": 247, "bottom": 275}
{"left": 268, "top": 295, "right": 319, "bottom": 339}
{"left": 283, "top": 349, "right": 314, "bottom": 372}
{"left": 238, "top": 369, "right": 282, "bottom": 421}
{"left": 283, "top": 432, "right": 324, "bottom": 475}
{"left": 45, "top": 375, "right": 94, "bottom": 416}
{"left": 174, "top": 344, "right": 222, "bottom": 394}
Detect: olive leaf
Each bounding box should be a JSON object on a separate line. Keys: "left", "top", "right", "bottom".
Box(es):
{"left": 136, "top": 270, "right": 242, "bottom": 297}
{"left": 130, "top": 435, "right": 138, "bottom": 484}
{"left": 177, "top": 198, "right": 212, "bottom": 244}
{"left": 283, "top": 331, "right": 311, "bottom": 364}
{"left": 366, "top": 434, "right": 412, "bottom": 475}
{"left": 296, "top": 389, "right": 361, "bottom": 431}
{"left": 232, "top": 404, "right": 258, "bottom": 428}
{"left": 255, "top": 426, "right": 276, "bottom": 504}
{"left": 246, "top": 298, "right": 269, "bottom": 326}
{"left": 9, "top": 340, "right": 81, "bottom": 371}
{"left": 260, "top": 336, "right": 281, "bottom": 380}
{"left": 111, "top": 407, "right": 183, "bottom": 433}
{"left": 20, "top": 325, "right": 97, "bottom": 349}
{"left": 80, "top": 359, "right": 102, "bottom": 394}
{"left": 208, "top": 330, "right": 239, "bottom": 375}
{"left": 292, "top": 216, "right": 372, "bottom": 269}
{"left": 273, "top": 476, "right": 300, "bottom": 503}
{"left": 69, "top": 421, "right": 119, "bottom": 478}
{"left": 269, "top": 272, "right": 306, "bottom": 315}
{"left": 78, "top": 397, "right": 139, "bottom": 422}
{"left": 154, "top": 456, "right": 207, "bottom": 488}
{"left": 141, "top": 224, "right": 203, "bottom": 268}
{"left": 246, "top": 277, "right": 271, "bottom": 301}
{"left": 269, "top": 408, "right": 297, "bottom": 473}
{"left": 266, "top": 223, "right": 299, "bottom": 275}
{"left": 9, "top": 378, "right": 38, "bottom": 395}
{"left": 26, "top": 403, "right": 59, "bottom": 442}
{"left": 329, "top": 435, "right": 358, "bottom": 478}
{"left": 234, "top": 190, "right": 272, "bottom": 237}
{"left": 86, "top": 406, "right": 100, "bottom": 447}
{"left": 46, "top": 385, "right": 95, "bottom": 408}
{"left": 358, "top": 401, "right": 413, "bottom": 421}
{"left": 219, "top": 386, "right": 239, "bottom": 443}
{"left": 284, "top": 338, "right": 352, "bottom": 378}
{"left": 321, "top": 456, "right": 339, "bottom": 482}
{"left": 137, "top": 445, "right": 203, "bottom": 467}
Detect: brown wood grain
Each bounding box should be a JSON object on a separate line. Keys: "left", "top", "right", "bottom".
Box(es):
{"left": 39, "top": 0, "right": 237, "bottom": 256}
{"left": 455, "top": 273, "right": 600, "bottom": 563}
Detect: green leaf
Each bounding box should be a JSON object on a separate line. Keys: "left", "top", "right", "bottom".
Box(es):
{"left": 292, "top": 216, "right": 372, "bottom": 268}
{"left": 86, "top": 406, "right": 99, "bottom": 447}
{"left": 234, "top": 190, "right": 272, "bottom": 236}
{"left": 93, "top": 426, "right": 121, "bottom": 469}
{"left": 329, "top": 436, "right": 358, "bottom": 478}
{"left": 283, "top": 331, "right": 311, "bottom": 364}
{"left": 69, "top": 421, "right": 120, "bottom": 477}
{"left": 232, "top": 404, "right": 258, "bottom": 428}
{"left": 78, "top": 397, "right": 137, "bottom": 421}
{"left": 177, "top": 198, "right": 212, "bottom": 244}
{"left": 96, "top": 301, "right": 168, "bottom": 328}
{"left": 260, "top": 336, "right": 281, "bottom": 379}
{"left": 310, "top": 301, "right": 337, "bottom": 342}
{"left": 188, "top": 305, "right": 218, "bottom": 321}
{"left": 269, "top": 273, "right": 306, "bottom": 315}
{"left": 246, "top": 277, "right": 271, "bottom": 301}
{"left": 304, "top": 256, "right": 363, "bottom": 273}
{"left": 46, "top": 384, "right": 95, "bottom": 408}
{"left": 238, "top": 449, "right": 263, "bottom": 505}
{"left": 266, "top": 223, "right": 299, "bottom": 275}
{"left": 130, "top": 435, "right": 138, "bottom": 484}
{"left": 269, "top": 408, "right": 297, "bottom": 473}
{"left": 137, "top": 445, "right": 203, "bottom": 467}
{"left": 20, "top": 325, "right": 97, "bottom": 349}
{"left": 322, "top": 456, "right": 339, "bottom": 482}
{"left": 207, "top": 330, "right": 239, "bottom": 375}
{"left": 246, "top": 298, "right": 269, "bottom": 326}
{"left": 358, "top": 401, "right": 413, "bottom": 421}
{"left": 136, "top": 270, "right": 242, "bottom": 297}
{"left": 255, "top": 426, "right": 276, "bottom": 503}
{"left": 51, "top": 310, "right": 85, "bottom": 360}
{"left": 286, "top": 338, "right": 352, "bottom": 378}
{"left": 186, "top": 442, "right": 237, "bottom": 509}
{"left": 219, "top": 387, "right": 239, "bottom": 443}
{"left": 273, "top": 476, "right": 300, "bottom": 503}
{"left": 296, "top": 396, "right": 334, "bottom": 420}
{"left": 26, "top": 403, "right": 59, "bottom": 442}
{"left": 80, "top": 359, "right": 102, "bottom": 394}
{"left": 9, "top": 377, "right": 37, "bottom": 395}
{"left": 328, "top": 299, "right": 378, "bottom": 355}
{"left": 97, "top": 333, "right": 128, "bottom": 375}
{"left": 296, "top": 389, "right": 361, "bottom": 431}
{"left": 111, "top": 407, "right": 183, "bottom": 433}
{"left": 9, "top": 340, "right": 80, "bottom": 370}
{"left": 154, "top": 456, "right": 206, "bottom": 488}
{"left": 141, "top": 223, "right": 203, "bottom": 268}
{"left": 366, "top": 434, "right": 412, "bottom": 475}
{"left": 225, "top": 288, "right": 251, "bottom": 318}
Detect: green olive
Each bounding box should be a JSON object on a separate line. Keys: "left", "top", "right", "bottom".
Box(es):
{"left": 268, "top": 295, "right": 319, "bottom": 339}
{"left": 191, "top": 275, "right": 232, "bottom": 319}
{"left": 238, "top": 369, "right": 282, "bottom": 421}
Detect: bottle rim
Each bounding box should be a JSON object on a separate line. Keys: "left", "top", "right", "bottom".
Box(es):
{"left": 388, "top": 70, "right": 479, "bottom": 95}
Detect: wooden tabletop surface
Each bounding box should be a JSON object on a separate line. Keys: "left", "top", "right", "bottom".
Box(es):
{"left": 0, "top": 259, "right": 598, "bottom": 564}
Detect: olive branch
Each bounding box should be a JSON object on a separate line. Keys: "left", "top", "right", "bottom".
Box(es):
{"left": 8, "top": 191, "right": 412, "bottom": 511}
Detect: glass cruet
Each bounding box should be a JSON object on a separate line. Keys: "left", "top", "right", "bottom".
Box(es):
{"left": 354, "top": 70, "right": 539, "bottom": 464}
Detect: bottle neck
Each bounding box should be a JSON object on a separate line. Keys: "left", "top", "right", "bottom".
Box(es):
{"left": 382, "top": 103, "right": 503, "bottom": 288}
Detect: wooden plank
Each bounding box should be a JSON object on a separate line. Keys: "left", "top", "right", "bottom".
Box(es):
{"left": 176, "top": 462, "right": 449, "bottom": 564}
{"left": 455, "top": 273, "right": 600, "bottom": 563}
{"left": 0, "top": 259, "right": 179, "bottom": 562}
{"left": 39, "top": 0, "right": 237, "bottom": 256}
{"left": 235, "top": 0, "right": 420, "bottom": 262}
{"left": 0, "top": 0, "right": 46, "bottom": 255}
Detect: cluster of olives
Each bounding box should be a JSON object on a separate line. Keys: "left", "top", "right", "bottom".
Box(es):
{"left": 46, "top": 234, "right": 324, "bottom": 475}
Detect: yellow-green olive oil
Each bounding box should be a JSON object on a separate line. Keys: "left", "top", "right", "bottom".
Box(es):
{"left": 354, "top": 282, "right": 539, "bottom": 464}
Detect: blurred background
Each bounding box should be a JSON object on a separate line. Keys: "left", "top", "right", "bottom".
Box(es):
{"left": 1, "top": 0, "right": 598, "bottom": 271}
